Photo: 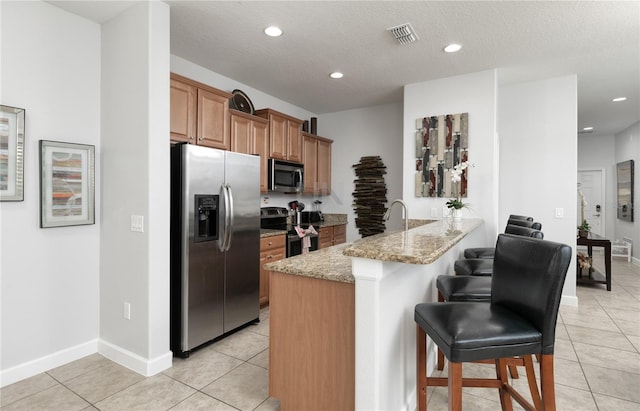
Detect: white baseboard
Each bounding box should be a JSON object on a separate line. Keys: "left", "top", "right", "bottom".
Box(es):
{"left": 1, "top": 339, "right": 173, "bottom": 388}
{"left": 98, "top": 340, "right": 172, "bottom": 377}
{"left": 0, "top": 339, "right": 98, "bottom": 388}
{"left": 561, "top": 294, "right": 579, "bottom": 307}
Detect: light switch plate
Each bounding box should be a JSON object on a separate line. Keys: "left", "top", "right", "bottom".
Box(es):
{"left": 555, "top": 208, "right": 564, "bottom": 219}
{"left": 130, "top": 215, "right": 144, "bottom": 232}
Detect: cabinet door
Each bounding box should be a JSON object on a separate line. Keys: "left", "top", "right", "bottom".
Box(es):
{"left": 317, "top": 139, "right": 332, "bottom": 195}
{"left": 333, "top": 224, "right": 346, "bottom": 245}
{"left": 230, "top": 112, "right": 252, "bottom": 154}
{"left": 287, "top": 120, "right": 303, "bottom": 163}
{"left": 260, "top": 236, "right": 286, "bottom": 306}
{"left": 302, "top": 134, "right": 318, "bottom": 194}
{"left": 197, "top": 88, "right": 230, "bottom": 149}
{"left": 269, "top": 114, "right": 287, "bottom": 160}
{"left": 170, "top": 79, "right": 196, "bottom": 144}
{"left": 252, "top": 119, "right": 270, "bottom": 193}
{"left": 319, "top": 227, "right": 334, "bottom": 249}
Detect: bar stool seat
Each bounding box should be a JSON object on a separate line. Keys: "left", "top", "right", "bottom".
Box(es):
{"left": 436, "top": 275, "right": 491, "bottom": 302}
{"left": 454, "top": 258, "right": 494, "bottom": 276}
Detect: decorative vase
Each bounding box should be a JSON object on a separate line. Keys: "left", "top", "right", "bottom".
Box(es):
{"left": 451, "top": 208, "right": 462, "bottom": 222}
{"left": 578, "top": 229, "right": 589, "bottom": 238}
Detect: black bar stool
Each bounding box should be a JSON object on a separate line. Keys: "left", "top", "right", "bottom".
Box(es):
{"left": 416, "top": 234, "right": 571, "bottom": 411}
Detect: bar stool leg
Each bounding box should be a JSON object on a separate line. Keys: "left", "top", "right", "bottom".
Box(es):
{"left": 417, "top": 325, "right": 427, "bottom": 411}
{"left": 448, "top": 362, "right": 463, "bottom": 411}
{"left": 437, "top": 291, "right": 445, "bottom": 370}
{"left": 495, "top": 358, "right": 513, "bottom": 411}
{"left": 524, "top": 355, "right": 542, "bottom": 410}
{"left": 540, "top": 354, "right": 556, "bottom": 411}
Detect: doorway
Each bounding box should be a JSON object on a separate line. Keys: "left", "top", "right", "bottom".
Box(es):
{"left": 578, "top": 169, "right": 605, "bottom": 236}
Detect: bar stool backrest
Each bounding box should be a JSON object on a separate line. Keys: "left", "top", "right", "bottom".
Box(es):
{"left": 491, "top": 234, "right": 571, "bottom": 354}
{"left": 504, "top": 224, "right": 544, "bottom": 239}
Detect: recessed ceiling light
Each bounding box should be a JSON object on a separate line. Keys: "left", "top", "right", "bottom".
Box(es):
{"left": 444, "top": 43, "right": 462, "bottom": 53}
{"left": 264, "top": 26, "right": 282, "bottom": 37}
{"left": 612, "top": 97, "right": 627, "bottom": 102}
{"left": 330, "top": 72, "right": 343, "bottom": 79}
{"left": 583, "top": 127, "right": 594, "bottom": 131}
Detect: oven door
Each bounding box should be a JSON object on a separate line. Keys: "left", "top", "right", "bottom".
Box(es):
{"left": 287, "top": 233, "right": 318, "bottom": 257}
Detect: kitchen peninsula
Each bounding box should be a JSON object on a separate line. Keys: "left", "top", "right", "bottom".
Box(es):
{"left": 264, "top": 218, "right": 485, "bottom": 411}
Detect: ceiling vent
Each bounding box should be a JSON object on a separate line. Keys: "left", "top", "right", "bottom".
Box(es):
{"left": 387, "top": 23, "right": 418, "bottom": 45}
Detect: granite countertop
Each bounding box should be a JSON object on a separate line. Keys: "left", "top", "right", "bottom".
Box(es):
{"left": 260, "top": 229, "right": 287, "bottom": 238}
{"left": 263, "top": 243, "right": 354, "bottom": 284}
{"left": 263, "top": 218, "right": 482, "bottom": 283}
{"left": 318, "top": 213, "right": 348, "bottom": 227}
{"left": 342, "top": 218, "right": 483, "bottom": 265}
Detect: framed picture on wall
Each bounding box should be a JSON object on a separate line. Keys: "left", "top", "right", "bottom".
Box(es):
{"left": 0, "top": 105, "right": 26, "bottom": 201}
{"left": 39, "top": 140, "right": 95, "bottom": 228}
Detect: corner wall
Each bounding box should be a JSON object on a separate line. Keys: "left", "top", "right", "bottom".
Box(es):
{"left": 99, "top": 1, "right": 171, "bottom": 375}
{"left": 0, "top": 1, "right": 101, "bottom": 386}
{"left": 498, "top": 75, "right": 578, "bottom": 302}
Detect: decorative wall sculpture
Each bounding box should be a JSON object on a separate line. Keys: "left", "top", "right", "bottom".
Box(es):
{"left": 352, "top": 156, "right": 387, "bottom": 237}
{"left": 414, "top": 113, "right": 468, "bottom": 198}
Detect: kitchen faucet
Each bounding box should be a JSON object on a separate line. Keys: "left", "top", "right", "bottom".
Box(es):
{"left": 383, "top": 199, "right": 409, "bottom": 231}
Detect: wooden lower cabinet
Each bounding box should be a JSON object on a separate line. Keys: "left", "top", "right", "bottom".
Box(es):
{"left": 259, "top": 235, "right": 285, "bottom": 306}
{"left": 319, "top": 224, "right": 347, "bottom": 249}
{"left": 269, "top": 271, "right": 354, "bottom": 410}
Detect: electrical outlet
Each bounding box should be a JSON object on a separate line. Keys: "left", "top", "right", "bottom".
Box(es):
{"left": 430, "top": 208, "right": 438, "bottom": 218}
{"left": 123, "top": 302, "right": 131, "bottom": 320}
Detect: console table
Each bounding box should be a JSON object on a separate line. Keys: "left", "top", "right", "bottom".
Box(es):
{"left": 577, "top": 233, "right": 611, "bottom": 291}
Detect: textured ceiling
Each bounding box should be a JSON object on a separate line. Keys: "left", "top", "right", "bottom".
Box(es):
{"left": 48, "top": 1, "right": 640, "bottom": 138}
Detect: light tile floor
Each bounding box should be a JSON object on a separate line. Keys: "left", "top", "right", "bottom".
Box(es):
{"left": 1, "top": 254, "right": 638, "bottom": 410}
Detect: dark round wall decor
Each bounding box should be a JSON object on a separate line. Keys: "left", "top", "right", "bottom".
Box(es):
{"left": 230, "top": 89, "right": 255, "bottom": 115}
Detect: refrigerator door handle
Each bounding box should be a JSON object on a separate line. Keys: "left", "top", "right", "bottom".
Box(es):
{"left": 219, "top": 184, "right": 230, "bottom": 252}
{"left": 225, "top": 184, "right": 234, "bottom": 251}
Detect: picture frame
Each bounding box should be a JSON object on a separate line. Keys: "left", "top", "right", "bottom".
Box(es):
{"left": 39, "top": 140, "right": 95, "bottom": 228}
{"left": 0, "top": 105, "right": 26, "bottom": 201}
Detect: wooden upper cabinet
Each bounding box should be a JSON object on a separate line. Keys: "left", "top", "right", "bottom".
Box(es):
{"left": 252, "top": 119, "right": 270, "bottom": 193}
{"left": 317, "top": 138, "right": 332, "bottom": 195}
{"left": 269, "top": 114, "right": 287, "bottom": 160}
{"left": 197, "top": 88, "right": 230, "bottom": 149}
{"left": 170, "top": 78, "right": 196, "bottom": 144}
{"left": 230, "top": 109, "right": 269, "bottom": 192}
{"left": 302, "top": 132, "right": 333, "bottom": 195}
{"left": 170, "top": 73, "right": 232, "bottom": 149}
{"left": 230, "top": 110, "right": 252, "bottom": 154}
{"left": 302, "top": 134, "right": 319, "bottom": 193}
{"left": 287, "top": 120, "right": 302, "bottom": 163}
{"left": 255, "top": 109, "right": 303, "bottom": 162}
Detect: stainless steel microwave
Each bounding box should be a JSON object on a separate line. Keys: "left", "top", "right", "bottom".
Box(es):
{"left": 268, "top": 159, "right": 304, "bottom": 193}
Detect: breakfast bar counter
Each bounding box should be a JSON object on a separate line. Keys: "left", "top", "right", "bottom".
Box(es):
{"left": 264, "top": 218, "right": 485, "bottom": 411}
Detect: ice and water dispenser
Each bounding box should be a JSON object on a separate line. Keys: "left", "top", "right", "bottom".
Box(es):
{"left": 194, "top": 194, "right": 218, "bottom": 242}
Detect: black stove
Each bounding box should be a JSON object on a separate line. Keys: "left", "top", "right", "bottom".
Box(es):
{"left": 260, "top": 207, "right": 319, "bottom": 256}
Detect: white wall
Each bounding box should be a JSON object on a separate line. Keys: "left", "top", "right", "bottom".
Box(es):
{"left": 498, "top": 75, "right": 578, "bottom": 303}
{"left": 319, "top": 103, "right": 404, "bottom": 241}
{"left": 615, "top": 120, "right": 640, "bottom": 259}
{"left": 404, "top": 70, "right": 499, "bottom": 246}
{"left": 578, "top": 134, "right": 616, "bottom": 239}
{"left": 0, "top": 1, "right": 101, "bottom": 385}
{"left": 99, "top": 1, "right": 171, "bottom": 375}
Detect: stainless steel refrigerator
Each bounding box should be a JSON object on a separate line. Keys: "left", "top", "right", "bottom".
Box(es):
{"left": 170, "top": 143, "right": 260, "bottom": 357}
